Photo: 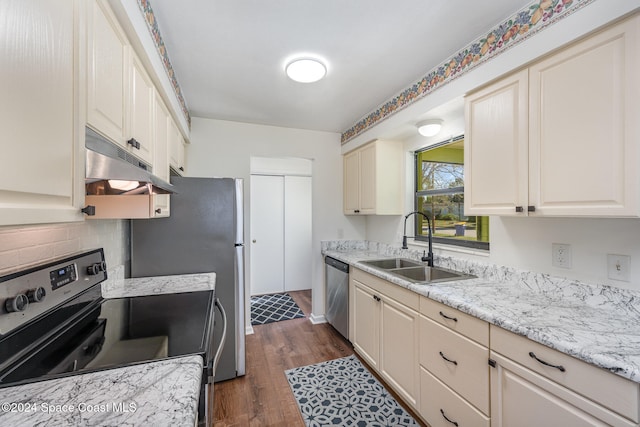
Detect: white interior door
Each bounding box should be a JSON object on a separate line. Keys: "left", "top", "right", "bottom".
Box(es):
{"left": 250, "top": 175, "right": 284, "bottom": 295}
{"left": 284, "top": 176, "right": 312, "bottom": 291}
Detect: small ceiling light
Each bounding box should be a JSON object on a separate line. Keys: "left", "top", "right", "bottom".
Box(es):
{"left": 417, "top": 119, "right": 443, "bottom": 137}
{"left": 285, "top": 58, "right": 327, "bottom": 83}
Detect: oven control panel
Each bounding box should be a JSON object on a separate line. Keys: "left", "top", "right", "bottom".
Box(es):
{"left": 0, "top": 249, "right": 107, "bottom": 336}
{"left": 50, "top": 263, "right": 78, "bottom": 290}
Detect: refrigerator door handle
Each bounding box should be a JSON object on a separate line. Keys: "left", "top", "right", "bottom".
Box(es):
{"left": 212, "top": 298, "right": 228, "bottom": 381}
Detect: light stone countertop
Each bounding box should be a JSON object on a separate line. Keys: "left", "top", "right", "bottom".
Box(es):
{"left": 0, "top": 355, "right": 203, "bottom": 427}
{"left": 322, "top": 240, "right": 640, "bottom": 383}
{"left": 0, "top": 271, "right": 216, "bottom": 426}
{"left": 101, "top": 269, "right": 216, "bottom": 298}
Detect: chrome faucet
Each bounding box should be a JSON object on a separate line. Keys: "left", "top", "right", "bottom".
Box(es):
{"left": 402, "top": 211, "right": 434, "bottom": 267}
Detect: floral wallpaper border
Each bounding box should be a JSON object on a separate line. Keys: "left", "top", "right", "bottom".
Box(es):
{"left": 341, "top": 0, "right": 596, "bottom": 144}
{"left": 137, "top": 0, "right": 191, "bottom": 129}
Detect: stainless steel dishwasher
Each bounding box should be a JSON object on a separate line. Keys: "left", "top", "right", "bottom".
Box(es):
{"left": 325, "top": 256, "right": 349, "bottom": 340}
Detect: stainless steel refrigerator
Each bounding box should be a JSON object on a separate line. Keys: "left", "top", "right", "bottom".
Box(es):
{"left": 130, "top": 177, "right": 245, "bottom": 382}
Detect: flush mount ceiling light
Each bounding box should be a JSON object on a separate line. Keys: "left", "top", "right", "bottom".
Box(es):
{"left": 417, "top": 119, "right": 443, "bottom": 137}
{"left": 285, "top": 58, "right": 327, "bottom": 83}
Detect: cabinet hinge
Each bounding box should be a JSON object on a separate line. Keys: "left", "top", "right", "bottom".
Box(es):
{"left": 488, "top": 358, "right": 496, "bottom": 368}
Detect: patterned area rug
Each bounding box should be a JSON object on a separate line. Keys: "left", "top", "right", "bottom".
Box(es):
{"left": 251, "top": 293, "right": 305, "bottom": 325}
{"left": 285, "top": 355, "right": 419, "bottom": 427}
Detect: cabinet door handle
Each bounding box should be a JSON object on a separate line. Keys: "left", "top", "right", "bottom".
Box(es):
{"left": 127, "top": 138, "right": 140, "bottom": 149}
{"left": 81, "top": 205, "right": 96, "bottom": 216}
{"left": 372, "top": 295, "right": 381, "bottom": 302}
{"left": 155, "top": 208, "right": 161, "bottom": 214}
{"left": 440, "top": 409, "right": 459, "bottom": 427}
{"left": 529, "top": 351, "right": 565, "bottom": 372}
{"left": 179, "top": 167, "right": 184, "bottom": 172}
{"left": 515, "top": 206, "right": 524, "bottom": 213}
{"left": 439, "top": 351, "right": 458, "bottom": 366}
{"left": 528, "top": 205, "right": 536, "bottom": 212}
{"left": 354, "top": 209, "right": 360, "bottom": 213}
{"left": 439, "top": 311, "right": 458, "bottom": 322}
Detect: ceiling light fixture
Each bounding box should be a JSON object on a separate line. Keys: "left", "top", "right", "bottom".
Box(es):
{"left": 417, "top": 119, "right": 443, "bottom": 137}
{"left": 285, "top": 58, "right": 327, "bottom": 83}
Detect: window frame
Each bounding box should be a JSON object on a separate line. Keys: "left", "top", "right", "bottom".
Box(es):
{"left": 414, "top": 135, "right": 490, "bottom": 251}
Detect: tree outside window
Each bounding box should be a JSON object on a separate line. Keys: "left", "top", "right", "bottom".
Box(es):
{"left": 415, "top": 136, "right": 489, "bottom": 250}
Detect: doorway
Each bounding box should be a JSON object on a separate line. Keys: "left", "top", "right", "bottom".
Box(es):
{"left": 249, "top": 157, "right": 312, "bottom": 296}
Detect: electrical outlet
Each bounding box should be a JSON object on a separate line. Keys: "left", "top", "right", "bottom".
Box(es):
{"left": 607, "top": 254, "right": 630, "bottom": 282}
{"left": 552, "top": 243, "right": 572, "bottom": 269}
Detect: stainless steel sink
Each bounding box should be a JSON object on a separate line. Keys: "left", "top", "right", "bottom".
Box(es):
{"left": 388, "top": 266, "right": 474, "bottom": 283}
{"left": 360, "top": 258, "right": 423, "bottom": 269}
{"left": 359, "top": 258, "right": 475, "bottom": 284}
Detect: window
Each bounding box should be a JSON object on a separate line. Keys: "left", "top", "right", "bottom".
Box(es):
{"left": 415, "top": 135, "right": 489, "bottom": 250}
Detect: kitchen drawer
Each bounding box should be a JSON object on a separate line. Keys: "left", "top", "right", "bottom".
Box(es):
{"left": 491, "top": 325, "right": 639, "bottom": 422}
{"left": 420, "top": 315, "right": 489, "bottom": 415}
{"left": 419, "top": 366, "right": 490, "bottom": 427}
{"left": 420, "top": 296, "right": 488, "bottom": 346}
{"left": 352, "top": 268, "right": 419, "bottom": 311}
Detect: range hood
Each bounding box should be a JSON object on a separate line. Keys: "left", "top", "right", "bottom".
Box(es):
{"left": 83, "top": 128, "right": 174, "bottom": 219}
{"left": 85, "top": 128, "right": 174, "bottom": 195}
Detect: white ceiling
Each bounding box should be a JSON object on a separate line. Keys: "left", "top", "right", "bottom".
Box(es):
{"left": 150, "top": 0, "right": 530, "bottom": 134}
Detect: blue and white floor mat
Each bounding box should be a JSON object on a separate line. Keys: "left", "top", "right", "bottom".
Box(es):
{"left": 285, "top": 355, "right": 420, "bottom": 427}
{"left": 250, "top": 292, "right": 305, "bottom": 325}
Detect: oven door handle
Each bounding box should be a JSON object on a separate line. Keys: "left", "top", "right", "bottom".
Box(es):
{"left": 212, "top": 298, "right": 228, "bottom": 377}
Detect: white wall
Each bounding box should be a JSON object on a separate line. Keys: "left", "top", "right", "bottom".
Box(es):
{"left": 186, "top": 117, "right": 367, "bottom": 323}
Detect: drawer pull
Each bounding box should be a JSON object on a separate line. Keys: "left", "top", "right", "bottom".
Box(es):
{"left": 440, "top": 409, "right": 459, "bottom": 427}
{"left": 529, "top": 351, "right": 566, "bottom": 372}
{"left": 372, "top": 295, "right": 381, "bottom": 302}
{"left": 439, "top": 311, "right": 458, "bottom": 322}
{"left": 439, "top": 351, "right": 458, "bottom": 366}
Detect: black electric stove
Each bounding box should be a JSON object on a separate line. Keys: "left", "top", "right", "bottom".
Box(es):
{"left": 0, "top": 249, "right": 217, "bottom": 424}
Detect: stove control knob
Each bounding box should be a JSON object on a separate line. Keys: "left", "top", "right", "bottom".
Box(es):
{"left": 87, "top": 262, "right": 106, "bottom": 276}
{"left": 27, "top": 287, "right": 46, "bottom": 303}
{"left": 5, "top": 294, "right": 29, "bottom": 313}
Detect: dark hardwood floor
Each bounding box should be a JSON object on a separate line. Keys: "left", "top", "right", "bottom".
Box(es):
{"left": 211, "top": 290, "right": 424, "bottom": 427}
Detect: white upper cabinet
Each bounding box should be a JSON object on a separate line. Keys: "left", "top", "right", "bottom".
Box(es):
{"left": 169, "top": 119, "right": 186, "bottom": 175}
{"left": 88, "top": 0, "right": 157, "bottom": 167}
{"left": 153, "top": 94, "right": 171, "bottom": 217}
{"left": 343, "top": 140, "right": 403, "bottom": 215}
{"left": 0, "top": 0, "right": 84, "bottom": 225}
{"left": 464, "top": 70, "right": 529, "bottom": 216}
{"left": 528, "top": 15, "right": 639, "bottom": 216}
{"left": 87, "top": 0, "right": 128, "bottom": 146}
{"left": 465, "top": 14, "right": 640, "bottom": 217}
{"left": 127, "top": 51, "right": 155, "bottom": 165}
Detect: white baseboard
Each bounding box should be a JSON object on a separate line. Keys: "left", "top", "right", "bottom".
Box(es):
{"left": 245, "top": 325, "right": 254, "bottom": 335}
{"left": 309, "top": 313, "right": 327, "bottom": 324}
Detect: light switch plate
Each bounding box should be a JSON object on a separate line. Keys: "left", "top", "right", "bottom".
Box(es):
{"left": 552, "top": 243, "right": 572, "bottom": 269}
{"left": 607, "top": 254, "right": 630, "bottom": 282}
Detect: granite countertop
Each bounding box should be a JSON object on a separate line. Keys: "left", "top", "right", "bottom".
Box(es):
{"left": 0, "top": 271, "right": 217, "bottom": 426}
{"left": 0, "top": 356, "right": 203, "bottom": 427}
{"left": 102, "top": 271, "right": 216, "bottom": 298}
{"left": 323, "top": 241, "right": 640, "bottom": 383}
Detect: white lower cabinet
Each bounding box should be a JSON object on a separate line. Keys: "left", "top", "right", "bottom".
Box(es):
{"left": 350, "top": 268, "right": 420, "bottom": 409}
{"left": 379, "top": 295, "right": 419, "bottom": 408}
{"left": 349, "top": 268, "right": 640, "bottom": 427}
{"left": 418, "top": 297, "right": 490, "bottom": 426}
{"left": 420, "top": 367, "right": 489, "bottom": 427}
{"left": 490, "top": 326, "right": 639, "bottom": 427}
{"left": 351, "top": 279, "right": 380, "bottom": 370}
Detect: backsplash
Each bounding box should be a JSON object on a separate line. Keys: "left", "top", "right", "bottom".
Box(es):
{"left": 321, "top": 240, "right": 640, "bottom": 308}
{"left": 0, "top": 220, "right": 129, "bottom": 278}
